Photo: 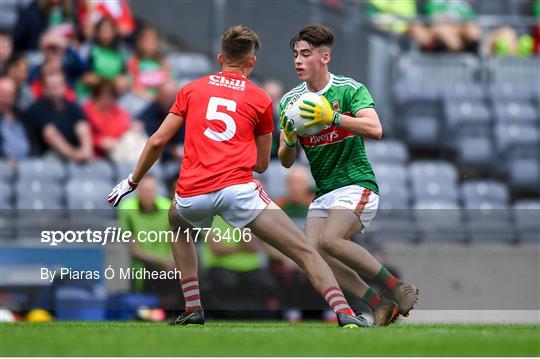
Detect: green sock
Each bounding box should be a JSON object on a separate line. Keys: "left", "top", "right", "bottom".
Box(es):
{"left": 374, "top": 266, "right": 400, "bottom": 292}
{"left": 361, "top": 287, "right": 382, "bottom": 311}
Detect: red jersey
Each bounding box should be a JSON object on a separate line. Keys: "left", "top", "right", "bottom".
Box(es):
{"left": 169, "top": 71, "right": 274, "bottom": 197}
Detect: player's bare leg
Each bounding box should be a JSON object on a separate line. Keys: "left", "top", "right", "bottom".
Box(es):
{"left": 317, "top": 207, "right": 419, "bottom": 317}
{"left": 305, "top": 217, "right": 399, "bottom": 326}
{"left": 248, "top": 202, "right": 339, "bottom": 293}
{"left": 168, "top": 205, "right": 204, "bottom": 325}
{"left": 305, "top": 217, "right": 370, "bottom": 297}
{"left": 247, "top": 202, "right": 370, "bottom": 328}
{"left": 168, "top": 205, "right": 198, "bottom": 279}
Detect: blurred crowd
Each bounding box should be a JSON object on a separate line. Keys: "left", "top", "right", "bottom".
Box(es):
{"left": 364, "top": 0, "right": 540, "bottom": 56}
{"left": 0, "top": 0, "right": 188, "bottom": 165}
{"left": 0, "top": 0, "right": 293, "bottom": 167}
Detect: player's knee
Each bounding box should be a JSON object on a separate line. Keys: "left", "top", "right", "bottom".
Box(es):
{"left": 317, "top": 233, "right": 340, "bottom": 256}
{"left": 168, "top": 206, "right": 188, "bottom": 232}
{"left": 290, "top": 236, "right": 318, "bottom": 267}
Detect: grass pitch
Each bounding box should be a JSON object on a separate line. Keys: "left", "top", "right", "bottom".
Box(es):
{"left": 1, "top": 321, "right": 539, "bottom": 356}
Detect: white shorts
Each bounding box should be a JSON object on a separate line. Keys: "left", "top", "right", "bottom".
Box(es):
{"left": 174, "top": 181, "right": 271, "bottom": 228}
{"left": 307, "top": 185, "right": 379, "bottom": 233}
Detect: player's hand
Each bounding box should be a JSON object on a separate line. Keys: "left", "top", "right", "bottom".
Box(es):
{"left": 280, "top": 110, "right": 297, "bottom": 147}
{"left": 107, "top": 173, "right": 138, "bottom": 207}
{"left": 299, "top": 95, "right": 340, "bottom": 127}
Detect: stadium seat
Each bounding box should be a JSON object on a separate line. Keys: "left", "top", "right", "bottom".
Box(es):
{"left": 403, "top": 116, "right": 440, "bottom": 149}
{"left": 397, "top": 53, "right": 480, "bottom": 89}
{"left": 13, "top": 205, "right": 65, "bottom": 233}
{"left": 17, "top": 158, "right": 66, "bottom": 182}
{"left": 368, "top": 210, "right": 418, "bottom": 244}
{"left": 167, "top": 53, "right": 214, "bottom": 80}
{"left": 115, "top": 162, "right": 164, "bottom": 182}
{"left": 0, "top": 160, "right": 14, "bottom": 181}
{"left": 0, "top": 180, "right": 13, "bottom": 210}
{"left": 513, "top": 200, "right": 540, "bottom": 244}
{"left": 489, "top": 57, "right": 540, "bottom": 88}
{"left": 410, "top": 161, "right": 459, "bottom": 201}
{"left": 13, "top": 183, "right": 65, "bottom": 237}
{"left": 364, "top": 140, "right": 408, "bottom": 164}
{"left": 393, "top": 79, "right": 439, "bottom": 104}
{"left": 372, "top": 163, "right": 408, "bottom": 182}
{"left": 66, "top": 180, "right": 112, "bottom": 210}
{"left": 463, "top": 199, "right": 512, "bottom": 244}
{"left": 455, "top": 136, "right": 494, "bottom": 171}
{"left": 378, "top": 197, "right": 409, "bottom": 211}
{"left": 414, "top": 199, "right": 460, "bottom": 209}
{"left": 441, "top": 81, "right": 484, "bottom": 100}
{"left": 68, "top": 160, "right": 115, "bottom": 182}
{"left": 461, "top": 180, "right": 509, "bottom": 205}
{"left": 461, "top": 175, "right": 513, "bottom": 243}
{"left": 409, "top": 161, "right": 458, "bottom": 183}
{"left": 494, "top": 123, "right": 539, "bottom": 155}
{"left": 493, "top": 101, "right": 538, "bottom": 125}
{"left": 465, "top": 207, "right": 515, "bottom": 244}
{"left": 15, "top": 180, "right": 64, "bottom": 208}
{"left": 393, "top": 79, "right": 441, "bottom": 139}
{"left": 444, "top": 99, "right": 491, "bottom": 135}
{"left": 378, "top": 180, "right": 410, "bottom": 208}
{"left": 414, "top": 199, "right": 465, "bottom": 243}
{"left": 507, "top": 158, "right": 540, "bottom": 193}
{"left": 373, "top": 163, "right": 410, "bottom": 208}
{"left": 66, "top": 180, "right": 115, "bottom": 228}
{"left": 487, "top": 82, "right": 533, "bottom": 101}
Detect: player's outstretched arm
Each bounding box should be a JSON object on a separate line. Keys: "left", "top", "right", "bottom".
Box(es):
{"left": 108, "top": 113, "right": 185, "bottom": 206}
{"left": 254, "top": 133, "right": 272, "bottom": 173}
{"left": 132, "top": 113, "right": 185, "bottom": 181}
{"left": 338, "top": 108, "right": 383, "bottom": 140}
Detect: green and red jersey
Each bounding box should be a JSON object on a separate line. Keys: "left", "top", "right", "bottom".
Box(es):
{"left": 279, "top": 74, "right": 378, "bottom": 198}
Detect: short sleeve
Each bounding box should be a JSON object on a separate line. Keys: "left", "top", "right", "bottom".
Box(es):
{"left": 278, "top": 101, "right": 284, "bottom": 130}
{"left": 254, "top": 102, "right": 274, "bottom": 136}
{"left": 169, "top": 86, "right": 187, "bottom": 117}
{"left": 350, "top": 85, "right": 375, "bottom": 115}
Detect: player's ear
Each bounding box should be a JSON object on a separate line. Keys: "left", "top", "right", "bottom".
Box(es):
{"left": 217, "top": 53, "right": 224, "bottom": 65}
{"left": 322, "top": 50, "right": 331, "bottom": 65}
{"left": 249, "top": 55, "right": 257, "bottom": 67}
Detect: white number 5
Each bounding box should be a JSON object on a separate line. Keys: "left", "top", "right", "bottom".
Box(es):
{"left": 204, "top": 97, "right": 237, "bottom": 142}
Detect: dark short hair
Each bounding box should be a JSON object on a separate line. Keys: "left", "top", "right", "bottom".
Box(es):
{"left": 91, "top": 79, "right": 118, "bottom": 99}
{"left": 221, "top": 25, "right": 260, "bottom": 61}
{"left": 95, "top": 17, "right": 120, "bottom": 48}
{"left": 6, "top": 53, "right": 26, "bottom": 69}
{"left": 0, "top": 28, "right": 11, "bottom": 38}
{"left": 289, "top": 25, "right": 334, "bottom": 50}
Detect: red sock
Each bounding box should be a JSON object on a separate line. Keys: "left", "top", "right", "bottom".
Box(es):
{"left": 180, "top": 276, "right": 202, "bottom": 313}
{"left": 323, "top": 286, "right": 355, "bottom": 316}
{"left": 361, "top": 287, "right": 382, "bottom": 311}
{"left": 375, "top": 266, "right": 400, "bottom": 292}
